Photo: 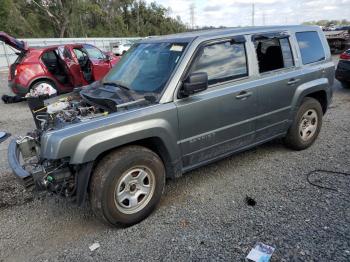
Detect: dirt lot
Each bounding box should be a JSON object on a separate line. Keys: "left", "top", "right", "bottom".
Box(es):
{"left": 0, "top": 60, "right": 349, "bottom": 261}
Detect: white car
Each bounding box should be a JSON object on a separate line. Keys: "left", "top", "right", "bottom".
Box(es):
{"left": 112, "top": 43, "right": 132, "bottom": 56}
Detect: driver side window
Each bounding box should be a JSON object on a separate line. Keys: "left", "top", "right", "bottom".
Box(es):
{"left": 73, "top": 48, "right": 85, "bottom": 60}
{"left": 190, "top": 40, "right": 248, "bottom": 86}
{"left": 84, "top": 45, "right": 105, "bottom": 60}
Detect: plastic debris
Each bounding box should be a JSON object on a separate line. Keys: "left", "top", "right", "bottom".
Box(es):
{"left": 0, "top": 131, "right": 11, "bottom": 144}
{"left": 89, "top": 242, "right": 100, "bottom": 251}
{"left": 46, "top": 101, "right": 69, "bottom": 114}
{"left": 246, "top": 242, "right": 275, "bottom": 262}
{"left": 25, "top": 83, "right": 57, "bottom": 98}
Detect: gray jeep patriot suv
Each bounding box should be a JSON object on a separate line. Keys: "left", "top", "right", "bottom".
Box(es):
{"left": 9, "top": 25, "right": 334, "bottom": 226}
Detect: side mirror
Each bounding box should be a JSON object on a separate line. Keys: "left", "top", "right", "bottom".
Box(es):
{"left": 104, "top": 52, "right": 114, "bottom": 61}
{"left": 181, "top": 72, "right": 208, "bottom": 97}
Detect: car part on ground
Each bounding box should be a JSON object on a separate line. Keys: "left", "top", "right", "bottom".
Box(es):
{"left": 8, "top": 25, "right": 334, "bottom": 226}
{"left": 0, "top": 131, "right": 11, "bottom": 144}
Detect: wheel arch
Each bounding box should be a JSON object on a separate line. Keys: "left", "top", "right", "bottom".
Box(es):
{"left": 28, "top": 77, "right": 58, "bottom": 91}
{"left": 291, "top": 78, "right": 331, "bottom": 117}
{"left": 92, "top": 136, "right": 181, "bottom": 179}
{"left": 305, "top": 90, "right": 328, "bottom": 114}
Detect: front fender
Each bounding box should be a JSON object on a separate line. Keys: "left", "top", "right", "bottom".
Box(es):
{"left": 71, "top": 119, "right": 178, "bottom": 163}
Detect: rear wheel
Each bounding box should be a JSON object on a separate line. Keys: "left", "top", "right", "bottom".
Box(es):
{"left": 89, "top": 145, "right": 165, "bottom": 226}
{"left": 30, "top": 80, "right": 58, "bottom": 96}
{"left": 284, "top": 97, "right": 323, "bottom": 150}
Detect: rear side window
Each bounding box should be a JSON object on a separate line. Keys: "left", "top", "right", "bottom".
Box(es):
{"left": 254, "top": 37, "right": 294, "bottom": 73}
{"left": 296, "top": 31, "right": 325, "bottom": 64}
{"left": 190, "top": 41, "right": 248, "bottom": 86}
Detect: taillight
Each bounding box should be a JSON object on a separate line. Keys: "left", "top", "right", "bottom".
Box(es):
{"left": 340, "top": 52, "right": 350, "bottom": 60}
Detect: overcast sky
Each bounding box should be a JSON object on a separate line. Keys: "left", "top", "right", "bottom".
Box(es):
{"left": 145, "top": 0, "right": 350, "bottom": 27}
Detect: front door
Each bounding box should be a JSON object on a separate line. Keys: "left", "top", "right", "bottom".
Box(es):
{"left": 175, "top": 37, "right": 258, "bottom": 169}
{"left": 83, "top": 44, "right": 111, "bottom": 80}
{"left": 58, "top": 46, "right": 85, "bottom": 86}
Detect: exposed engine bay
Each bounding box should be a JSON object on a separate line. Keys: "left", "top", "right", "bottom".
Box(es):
{"left": 34, "top": 81, "right": 156, "bottom": 131}
{"left": 14, "top": 81, "right": 157, "bottom": 201}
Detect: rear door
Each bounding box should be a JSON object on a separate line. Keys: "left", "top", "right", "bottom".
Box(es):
{"left": 58, "top": 46, "right": 85, "bottom": 86}
{"left": 83, "top": 44, "right": 111, "bottom": 80}
{"left": 251, "top": 32, "right": 301, "bottom": 141}
{"left": 175, "top": 36, "right": 258, "bottom": 169}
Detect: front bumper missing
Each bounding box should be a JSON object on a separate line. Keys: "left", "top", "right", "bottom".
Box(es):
{"left": 7, "top": 139, "right": 35, "bottom": 189}
{"left": 8, "top": 138, "right": 94, "bottom": 205}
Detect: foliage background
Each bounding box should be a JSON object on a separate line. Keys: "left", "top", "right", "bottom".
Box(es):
{"left": 0, "top": 0, "right": 187, "bottom": 38}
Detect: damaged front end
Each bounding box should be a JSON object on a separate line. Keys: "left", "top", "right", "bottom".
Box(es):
{"left": 8, "top": 82, "right": 157, "bottom": 205}
{"left": 8, "top": 135, "right": 93, "bottom": 205}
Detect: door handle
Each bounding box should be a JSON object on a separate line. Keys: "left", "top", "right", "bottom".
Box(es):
{"left": 287, "top": 78, "right": 300, "bottom": 85}
{"left": 235, "top": 91, "right": 252, "bottom": 100}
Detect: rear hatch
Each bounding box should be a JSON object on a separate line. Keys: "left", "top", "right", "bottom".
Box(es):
{"left": 0, "top": 32, "right": 29, "bottom": 80}
{"left": 0, "top": 32, "right": 28, "bottom": 52}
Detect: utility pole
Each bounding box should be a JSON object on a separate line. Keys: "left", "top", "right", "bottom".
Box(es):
{"left": 262, "top": 11, "right": 266, "bottom": 26}
{"left": 190, "top": 3, "right": 195, "bottom": 29}
{"left": 252, "top": 2, "right": 255, "bottom": 26}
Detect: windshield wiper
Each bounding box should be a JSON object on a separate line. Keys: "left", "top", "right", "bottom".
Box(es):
{"left": 103, "top": 81, "right": 130, "bottom": 91}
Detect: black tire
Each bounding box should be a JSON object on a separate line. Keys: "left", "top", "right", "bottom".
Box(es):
{"left": 89, "top": 145, "right": 165, "bottom": 227}
{"left": 284, "top": 97, "right": 323, "bottom": 150}
{"left": 122, "top": 50, "right": 126, "bottom": 55}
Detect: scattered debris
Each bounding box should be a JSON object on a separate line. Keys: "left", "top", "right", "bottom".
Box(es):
{"left": 1, "top": 95, "right": 26, "bottom": 104}
{"left": 25, "top": 83, "right": 57, "bottom": 98}
{"left": 245, "top": 196, "right": 256, "bottom": 206}
{"left": 0, "top": 131, "right": 10, "bottom": 144}
{"left": 246, "top": 242, "right": 275, "bottom": 262}
{"left": 89, "top": 242, "right": 100, "bottom": 252}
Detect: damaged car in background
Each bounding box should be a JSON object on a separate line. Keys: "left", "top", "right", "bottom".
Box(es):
{"left": 8, "top": 26, "right": 334, "bottom": 226}
{"left": 0, "top": 32, "right": 120, "bottom": 97}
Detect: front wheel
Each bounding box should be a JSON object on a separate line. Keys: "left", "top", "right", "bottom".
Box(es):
{"left": 89, "top": 146, "right": 165, "bottom": 226}
{"left": 284, "top": 97, "right": 323, "bottom": 150}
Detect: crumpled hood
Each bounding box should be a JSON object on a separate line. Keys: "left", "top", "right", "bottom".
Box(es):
{"left": 79, "top": 81, "right": 154, "bottom": 112}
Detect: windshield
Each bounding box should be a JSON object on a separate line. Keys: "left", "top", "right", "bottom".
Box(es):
{"left": 103, "top": 42, "right": 187, "bottom": 94}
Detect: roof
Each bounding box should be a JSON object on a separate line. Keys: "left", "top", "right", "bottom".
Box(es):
{"left": 140, "top": 25, "right": 321, "bottom": 43}
{"left": 30, "top": 43, "right": 88, "bottom": 50}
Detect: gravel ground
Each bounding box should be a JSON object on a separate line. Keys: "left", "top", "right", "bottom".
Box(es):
{"left": 0, "top": 58, "right": 349, "bottom": 261}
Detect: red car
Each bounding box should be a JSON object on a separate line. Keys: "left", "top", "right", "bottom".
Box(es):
{"left": 0, "top": 32, "right": 120, "bottom": 96}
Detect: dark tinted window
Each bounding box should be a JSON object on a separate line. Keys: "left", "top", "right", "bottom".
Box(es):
{"left": 190, "top": 41, "right": 248, "bottom": 85}
{"left": 254, "top": 37, "right": 294, "bottom": 73}
{"left": 296, "top": 31, "right": 325, "bottom": 64}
